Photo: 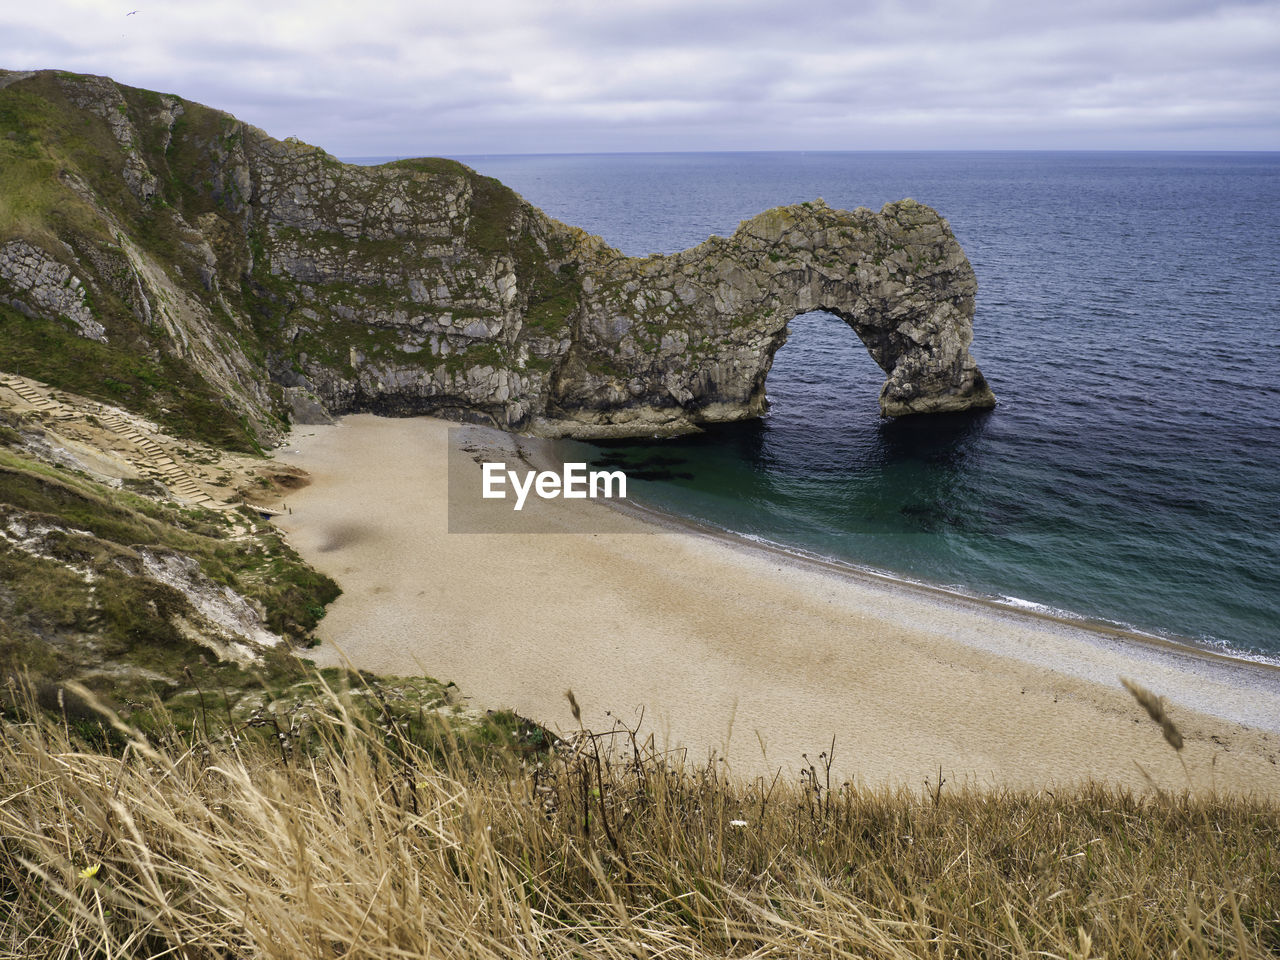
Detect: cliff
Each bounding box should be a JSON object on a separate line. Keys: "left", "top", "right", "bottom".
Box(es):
{"left": 0, "top": 68, "right": 993, "bottom": 448}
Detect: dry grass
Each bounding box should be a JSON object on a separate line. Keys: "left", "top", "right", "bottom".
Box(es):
{"left": 1121, "top": 676, "right": 1185, "bottom": 752}
{"left": 2, "top": 677, "right": 1278, "bottom": 959}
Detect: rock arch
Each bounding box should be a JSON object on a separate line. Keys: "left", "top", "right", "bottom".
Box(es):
{"left": 540, "top": 198, "right": 995, "bottom": 437}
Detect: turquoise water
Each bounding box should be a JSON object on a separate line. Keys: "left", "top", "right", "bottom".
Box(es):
{"left": 437, "top": 152, "right": 1280, "bottom": 660}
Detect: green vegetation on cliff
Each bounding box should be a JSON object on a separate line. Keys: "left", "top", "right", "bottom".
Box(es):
{"left": 0, "top": 405, "right": 338, "bottom": 720}
{"left": 0, "top": 302, "right": 260, "bottom": 451}
{"left": 0, "top": 72, "right": 274, "bottom": 450}
{"left": 0, "top": 69, "right": 591, "bottom": 448}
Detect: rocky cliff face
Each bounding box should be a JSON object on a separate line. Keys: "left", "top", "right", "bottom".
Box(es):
{"left": 0, "top": 68, "right": 994, "bottom": 446}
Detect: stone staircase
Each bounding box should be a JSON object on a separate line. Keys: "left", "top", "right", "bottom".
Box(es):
{"left": 1, "top": 372, "right": 223, "bottom": 508}
{"left": 90, "top": 407, "right": 219, "bottom": 506}
{"left": 0, "top": 373, "right": 75, "bottom": 420}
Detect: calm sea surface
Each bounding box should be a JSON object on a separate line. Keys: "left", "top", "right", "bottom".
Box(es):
{"left": 356, "top": 152, "right": 1280, "bottom": 660}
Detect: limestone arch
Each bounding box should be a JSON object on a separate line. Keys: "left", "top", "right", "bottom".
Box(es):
{"left": 542, "top": 198, "right": 995, "bottom": 437}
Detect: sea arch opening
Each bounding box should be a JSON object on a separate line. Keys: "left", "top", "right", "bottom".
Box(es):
{"left": 748, "top": 308, "right": 994, "bottom": 484}
{"left": 755, "top": 310, "right": 889, "bottom": 426}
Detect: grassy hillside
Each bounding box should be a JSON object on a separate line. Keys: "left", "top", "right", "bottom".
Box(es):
{"left": 2, "top": 684, "right": 1276, "bottom": 959}
{"left": 0, "top": 300, "right": 263, "bottom": 451}
{"left": 0, "top": 71, "right": 274, "bottom": 450}
{"left": 0, "top": 387, "right": 350, "bottom": 726}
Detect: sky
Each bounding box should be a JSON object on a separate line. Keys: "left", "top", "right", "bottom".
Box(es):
{"left": 2, "top": 0, "right": 1278, "bottom": 155}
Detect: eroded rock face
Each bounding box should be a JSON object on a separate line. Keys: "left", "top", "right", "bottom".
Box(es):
{"left": 0, "top": 240, "right": 106, "bottom": 342}
{"left": 0, "top": 69, "right": 995, "bottom": 442}
{"left": 233, "top": 144, "right": 996, "bottom": 436}
{"left": 60, "top": 74, "right": 180, "bottom": 203}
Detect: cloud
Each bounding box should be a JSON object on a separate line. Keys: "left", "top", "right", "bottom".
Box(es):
{"left": 1, "top": 0, "right": 1276, "bottom": 152}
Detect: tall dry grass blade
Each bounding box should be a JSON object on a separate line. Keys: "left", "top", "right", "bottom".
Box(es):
{"left": 565, "top": 689, "right": 582, "bottom": 725}
{"left": 1120, "top": 677, "right": 1184, "bottom": 751}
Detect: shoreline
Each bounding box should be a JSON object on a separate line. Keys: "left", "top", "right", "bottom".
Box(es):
{"left": 516, "top": 431, "right": 1280, "bottom": 684}
{"left": 272, "top": 414, "right": 1280, "bottom": 791}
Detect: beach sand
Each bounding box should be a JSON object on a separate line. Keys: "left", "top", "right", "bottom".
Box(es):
{"left": 272, "top": 414, "right": 1280, "bottom": 792}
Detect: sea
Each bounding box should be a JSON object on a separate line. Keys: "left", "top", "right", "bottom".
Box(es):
{"left": 349, "top": 152, "right": 1280, "bottom": 662}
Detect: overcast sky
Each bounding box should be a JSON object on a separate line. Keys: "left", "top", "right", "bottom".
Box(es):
{"left": 3, "top": 0, "right": 1278, "bottom": 154}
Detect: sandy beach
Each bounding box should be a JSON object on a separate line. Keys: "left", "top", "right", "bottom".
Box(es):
{"left": 272, "top": 414, "right": 1280, "bottom": 792}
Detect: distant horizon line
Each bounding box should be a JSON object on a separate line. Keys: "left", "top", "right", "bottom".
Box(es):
{"left": 340, "top": 148, "right": 1280, "bottom": 162}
